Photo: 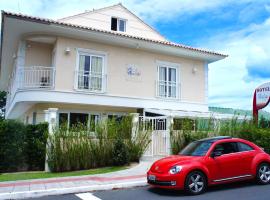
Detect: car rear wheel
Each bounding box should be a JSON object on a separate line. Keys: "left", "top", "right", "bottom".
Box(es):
{"left": 257, "top": 163, "right": 270, "bottom": 185}
{"left": 184, "top": 171, "right": 207, "bottom": 195}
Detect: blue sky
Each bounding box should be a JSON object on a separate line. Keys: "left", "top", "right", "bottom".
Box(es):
{"left": 1, "top": 0, "right": 270, "bottom": 111}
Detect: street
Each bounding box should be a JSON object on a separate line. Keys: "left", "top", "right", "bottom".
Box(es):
{"left": 27, "top": 182, "right": 270, "bottom": 200}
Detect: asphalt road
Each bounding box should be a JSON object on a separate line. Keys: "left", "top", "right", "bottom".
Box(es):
{"left": 27, "top": 182, "right": 270, "bottom": 200}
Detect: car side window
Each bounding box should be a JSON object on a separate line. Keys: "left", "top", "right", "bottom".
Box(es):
{"left": 238, "top": 142, "right": 254, "bottom": 152}
{"left": 214, "top": 142, "right": 239, "bottom": 155}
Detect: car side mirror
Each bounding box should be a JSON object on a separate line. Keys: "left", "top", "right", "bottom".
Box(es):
{"left": 211, "top": 150, "right": 222, "bottom": 158}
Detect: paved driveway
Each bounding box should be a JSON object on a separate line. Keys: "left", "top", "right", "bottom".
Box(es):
{"left": 26, "top": 182, "right": 270, "bottom": 200}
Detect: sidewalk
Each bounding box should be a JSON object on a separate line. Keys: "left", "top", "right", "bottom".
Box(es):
{"left": 0, "top": 161, "right": 152, "bottom": 200}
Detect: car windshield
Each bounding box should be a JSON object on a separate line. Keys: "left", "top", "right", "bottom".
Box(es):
{"left": 179, "top": 141, "right": 213, "bottom": 156}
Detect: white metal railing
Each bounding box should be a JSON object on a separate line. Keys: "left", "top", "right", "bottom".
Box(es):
{"left": 139, "top": 116, "right": 167, "bottom": 131}
{"left": 75, "top": 70, "right": 106, "bottom": 92}
{"left": 6, "top": 66, "right": 55, "bottom": 110}
{"left": 156, "top": 80, "right": 180, "bottom": 99}
{"left": 17, "top": 66, "right": 55, "bottom": 89}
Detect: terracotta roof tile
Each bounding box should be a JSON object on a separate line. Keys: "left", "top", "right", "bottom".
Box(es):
{"left": 2, "top": 11, "right": 228, "bottom": 58}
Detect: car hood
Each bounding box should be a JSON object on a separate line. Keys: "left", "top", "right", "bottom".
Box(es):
{"left": 150, "top": 155, "right": 202, "bottom": 173}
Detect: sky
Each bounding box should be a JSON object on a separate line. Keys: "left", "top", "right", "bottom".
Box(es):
{"left": 1, "top": 0, "right": 270, "bottom": 111}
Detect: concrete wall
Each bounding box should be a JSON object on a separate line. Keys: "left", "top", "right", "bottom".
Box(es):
{"left": 24, "top": 41, "right": 53, "bottom": 67}
{"left": 54, "top": 37, "right": 206, "bottom": 103}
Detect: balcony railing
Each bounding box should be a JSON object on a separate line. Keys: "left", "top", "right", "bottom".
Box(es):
{"left": 6, "top": 66, "right": 55, "bottom": 109}
{"left": 75, "top": 70, "right": 106, "bottom": 93}
{"left": 156, "top": 80, "right": 180, "bottom": 99}
{"left": 16, "top": 66, "right": 55, "bottom": 89}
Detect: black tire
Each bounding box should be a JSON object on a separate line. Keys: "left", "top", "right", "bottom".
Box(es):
{"left": 184, "top": 171, "right": 207, "bottom": 195}
{"left": 256, "top": 163, "right": 270, "bottom": 185}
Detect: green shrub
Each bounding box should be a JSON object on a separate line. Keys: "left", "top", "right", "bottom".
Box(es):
{"left": 0, "top": 120, "right": 48, "bottom": 173}
{"left": 47, "top": 116, "right": 151, "bottom": 172}
{"left": 127, "top": 123, "right": 152, "bottom": 162}
{"left": 171, "top": 116, "right": 270, "bottom": 155}
{"left": 0, "top": 120, "right": 26, "bottom": 172}
{"left": 25, "top": 123, "right": 48, "bottom": 171}
{"left": 112, "top": 137, "right": 129, "bottom": 166}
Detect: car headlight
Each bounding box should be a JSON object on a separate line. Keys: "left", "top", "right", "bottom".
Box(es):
{"left": 169, "top": 165, "right": 182, "bottom": 174}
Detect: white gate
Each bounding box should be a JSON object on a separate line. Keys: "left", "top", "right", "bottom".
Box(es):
{"left": 139, "top": 116, "right": 170, "bottom": 157}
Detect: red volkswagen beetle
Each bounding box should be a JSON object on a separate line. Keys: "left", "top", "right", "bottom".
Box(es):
{"left": 147, "top": 136, "right": 270, "bottom": 195}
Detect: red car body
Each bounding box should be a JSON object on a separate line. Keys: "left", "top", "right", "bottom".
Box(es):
{"left": 147, "top": 137, "right": 270, "bottom": 193}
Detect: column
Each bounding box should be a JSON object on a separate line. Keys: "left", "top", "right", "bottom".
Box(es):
{"left": 44, "top": 108, "right": 58, "bottom": 172}
{"left": 166, "top": 116, "right": 173, "bottom": 155}
{"left": 131, "top": 113, "right": 139, "bottom": 141}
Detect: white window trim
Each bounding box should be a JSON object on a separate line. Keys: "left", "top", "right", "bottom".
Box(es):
{"left": 111, "top": 17, "right": 127, "bottom": 32}
{"left": 156, "top": 60, "right": 180, "bottom": 100}
{"left": 75, "top": 48, "right": 107, "bottom": 93}
{"left": 117, "top": 18, "right": 127, "bottom": 32}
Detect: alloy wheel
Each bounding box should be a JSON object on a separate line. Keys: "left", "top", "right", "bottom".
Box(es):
{"left": 259, "top": 165, "right": 270, "bottom": 183}
{"left": 188, "top": 174, "right": 204, "bottom": 193}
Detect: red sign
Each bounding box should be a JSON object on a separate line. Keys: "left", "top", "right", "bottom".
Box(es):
{"left": 253, "top": 82, "right": 270, "bottom": 122}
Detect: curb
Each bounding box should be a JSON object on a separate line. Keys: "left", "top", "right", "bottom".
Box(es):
{"left": 0, "top": 180, "right": 147, "bottom": 200}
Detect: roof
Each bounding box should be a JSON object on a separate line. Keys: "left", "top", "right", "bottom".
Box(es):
{"left": 58, "top": 3, "right": 166, "bottom": 41}
{"left": 197, "top": 136, "right": 232, "bottom": 142}
{"left": 1, "top": 11, "right": 227, "bottom": 58}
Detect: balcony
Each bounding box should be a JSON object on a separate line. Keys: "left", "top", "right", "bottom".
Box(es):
{"left": 75, "top": 70, "right": 107, "bottom": 93}
{"left": 7, "top": 66, "right": 55, "bottom": 109}
{"left": 156, "top": 80, "right": 181, "bottom": 99}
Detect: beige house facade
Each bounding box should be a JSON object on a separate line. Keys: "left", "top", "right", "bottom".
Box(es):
{"left": 0, "top": 4, "right": 227, "bottom": 127}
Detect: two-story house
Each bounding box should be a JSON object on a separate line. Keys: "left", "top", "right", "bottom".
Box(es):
{"left": 0, "top": 3, "right": 226, "bottom": 128}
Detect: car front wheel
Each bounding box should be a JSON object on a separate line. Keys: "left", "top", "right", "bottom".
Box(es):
{"left": 257, "top": 163, "right": 270, "bottom": 185}
{"left": 184, "top": 171, "right": 207, "bottom": 195}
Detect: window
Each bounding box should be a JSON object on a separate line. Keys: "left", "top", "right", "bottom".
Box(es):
{"left": 213, "top": 142, "right": 239, "bottom": 155}
{"left": 180, "top": 141, "right": 213, "bottom": 156}
{"left": 238, "top": 142, "right": 254, "bottom": 152}
{"left": 108, "top": 114, "right": 124, "bottom": 123}
{"left": 111, "top": 17, "right": 126, "bottom": 32}
{"left": 89, "top": 114, "right": 100, "bottom": 132}
{"left": 77, "top": 52, "right": 105, "bottom": 92}
{"left": 32, "top": 112, "right": 37, "bottom": 125}
{"left": 70, "top": 113, "right": 88, "bottom": 127}
{"left": 59, "top": 113, "right": 68, "bottom": 127}
{"left": 58, "top": 112, "right": 100, "bottom": 132}
{"left": 157, "top": 65, "right": 178, "bottom": 98}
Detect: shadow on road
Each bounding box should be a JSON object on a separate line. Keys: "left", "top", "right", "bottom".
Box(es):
{"left": 147, "top": 181, "right": 257, "bottom": 196}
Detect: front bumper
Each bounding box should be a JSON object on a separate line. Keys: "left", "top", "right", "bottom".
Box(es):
{"left": 147, "top": 171, "right": 185, "bottom": 189}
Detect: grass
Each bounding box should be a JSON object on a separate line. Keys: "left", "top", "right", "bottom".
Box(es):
{"left": 0, "top": 166, "right": 128, "bottom": 182}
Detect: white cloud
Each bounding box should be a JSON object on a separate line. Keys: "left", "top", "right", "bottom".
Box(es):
{"left": 0, "top": 0, "right": 263, "bottom": 22}
{"left": 200, "top": 17, "right": 270, "bottom": 110}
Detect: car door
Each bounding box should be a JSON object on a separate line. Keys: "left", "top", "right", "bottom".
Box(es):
{"left": 208, "top": 142, "right": 243, "bottom": 181}
{"left": 237, "top": 142, "right": 256, "bottom": 175}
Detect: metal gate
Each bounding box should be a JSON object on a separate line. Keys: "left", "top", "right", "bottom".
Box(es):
{"left": 139, "top": 116, "right": 170, "bottom": 157}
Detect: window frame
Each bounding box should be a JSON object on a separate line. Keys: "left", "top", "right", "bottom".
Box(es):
{"left": 156, "top": 61, "right": 180, "bottom": 99}
{"left": 57, "top": 111, "right": 101, "bottom": 133}
{"left": 212, "top": 142, "right": 240, "bottom": 156}
{"left": 75, "top": 48, "right": 107, "bottom": 93}
{"left": 111, "top": 17, "right": 127, "bottom": 32}
{"left": 237, "top": 142, "right": 255, "bottom": 152}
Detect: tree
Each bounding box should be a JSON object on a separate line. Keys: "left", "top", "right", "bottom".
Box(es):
{"left": 0, "top": 91, "right": 7, "bottom": 119}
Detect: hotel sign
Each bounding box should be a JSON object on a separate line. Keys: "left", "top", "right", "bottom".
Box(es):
{"left": 125, "top": 64, "right": 142, "bottom": 82}
{"left": 127, "top": 64, "right": 141, "bottom": 76}
{"left": 253, "top": 82, "right": 270, "bottom": 122}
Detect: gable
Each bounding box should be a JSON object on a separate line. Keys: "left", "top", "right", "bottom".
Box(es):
{"left": 58, "top": 4, "right": 166, "bottom": 41}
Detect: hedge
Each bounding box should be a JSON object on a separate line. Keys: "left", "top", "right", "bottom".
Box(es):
{"left": 0, "top": 120, "right": 48, "bottom": 173}
{"left": 171, "top": 117, "right": 270, "bottom": 155}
